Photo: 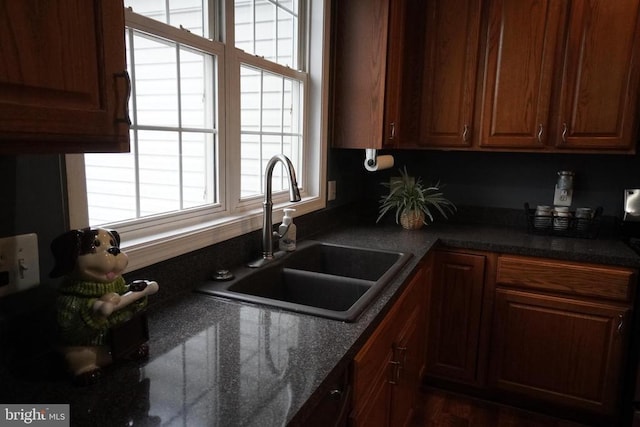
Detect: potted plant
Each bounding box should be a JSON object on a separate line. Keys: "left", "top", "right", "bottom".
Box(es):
{"left": 376, "top": 167, "right": 456, "bottom": 230}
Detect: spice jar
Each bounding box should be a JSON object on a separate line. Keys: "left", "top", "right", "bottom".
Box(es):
{"left": 553, "top": 206, "right": 571, "bottom": 231}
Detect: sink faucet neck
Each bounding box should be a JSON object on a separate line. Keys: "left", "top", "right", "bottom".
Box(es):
{"left": 250, "top": 154, "right": 301, "bottom": 267}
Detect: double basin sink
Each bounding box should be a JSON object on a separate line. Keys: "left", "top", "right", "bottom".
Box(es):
{"left": 196, "top": 241, "right": 412, "bottom": 321}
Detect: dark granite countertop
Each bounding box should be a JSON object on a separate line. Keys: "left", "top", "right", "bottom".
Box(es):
{"left": 1, "top": 221, "right": 639, "bottom": 426}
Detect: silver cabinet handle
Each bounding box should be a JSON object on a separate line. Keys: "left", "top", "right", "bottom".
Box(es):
{"left": 462, "top": 124, "right": 470, "bottom": 142}
{"left": 618, "top": 314, "right": 624, "bottom": 334}
{"left": 114, "top": 71, "right": 132, "bottom": 125}
{"left": 389, "top": 122, "right": 396, "bottom": 140}
{"left": 537, "top": 124, "right": 543, "bottom": 143}
{"left": 562, "top": 122, "right": 568, "bottom": 143}
{"left": 388, "top": 360, "right": 400, "bottom": 384}
{"left": 396, "top": 346, "right": 408, "bottom": 366}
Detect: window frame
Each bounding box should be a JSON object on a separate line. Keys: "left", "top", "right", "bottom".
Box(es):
{"left": 65, "top": 0, "right": 329, "bottom": 272}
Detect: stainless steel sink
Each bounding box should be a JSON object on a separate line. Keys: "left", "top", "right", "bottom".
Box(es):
{"left": 195, "top": 241, "right": 412, "bottom": 321}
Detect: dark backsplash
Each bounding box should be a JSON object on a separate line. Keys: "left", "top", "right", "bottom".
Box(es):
{"left": 2, "top": 146, "right": 640, "bottom": 367}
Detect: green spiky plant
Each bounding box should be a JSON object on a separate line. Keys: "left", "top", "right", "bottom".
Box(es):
{"left": 376, "top": 167, "right": 456, "bottom": 227}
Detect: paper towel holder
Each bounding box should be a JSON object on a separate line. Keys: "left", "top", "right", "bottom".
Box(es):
{"left": 365, "top": 149, "right": 378, "bottom": 169}
{"left": 364, "top": 149, "right": 394, "bottom": 172}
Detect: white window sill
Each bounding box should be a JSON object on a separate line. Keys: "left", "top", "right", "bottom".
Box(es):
{"left": 121, "top": 195, "right": 325, "bottom": 272}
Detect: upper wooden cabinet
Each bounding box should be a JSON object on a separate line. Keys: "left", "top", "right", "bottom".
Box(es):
{"left": 479, "top": 0, "right": 640, "bottom": 152}
{"left": 335, "top": 0, "right": 640, "bottom": 153}
{"left": 418, "top": 0, "right": 482, "bottom": 148}
{"left": 555, "top": 0, "right": 640, "bottom": 151}
{"left": 331, "top": 0, "right": 423, "bottom": 149}
{"left": 479, "top": 0, "right": 567, "bottom": 150}
{"left": 0, "top": 0, "right": 130, "bottom": 154}
{"left": 469, "top": 0, "right": 640, "bottom": 152}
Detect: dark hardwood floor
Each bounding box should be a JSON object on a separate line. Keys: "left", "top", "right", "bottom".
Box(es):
{"left": 412, "top": 389, "right": 589, "bottom": 427}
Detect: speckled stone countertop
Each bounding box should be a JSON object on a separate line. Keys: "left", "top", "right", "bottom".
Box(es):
{"left": 1, "top": 222, "right": 639, "bottom": 426}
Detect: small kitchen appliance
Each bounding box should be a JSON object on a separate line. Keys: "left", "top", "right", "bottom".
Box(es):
{"left": 621, "top": 189, "right": 640, "bottom": 254}
{"left": 624, "top": 189, "right": 640, "bottom": 223}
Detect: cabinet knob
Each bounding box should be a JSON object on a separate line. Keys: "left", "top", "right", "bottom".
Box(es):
{"left": 561, "top": 122, "right": 568, "bottom": 143}
{"left": 328, "top": 389, "right": 343, "bottom": 400}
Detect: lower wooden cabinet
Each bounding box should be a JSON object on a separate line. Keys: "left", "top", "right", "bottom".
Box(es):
{"left": 425, "top": 248, "right": 637, "bottom": 422}
{"left": 351, "top": 262, "right": 429, "bottom": 427}
{"left": 297, "top": 367, "right": 351, "bottom": 427}
{"left": 489, "top": 288, "right": 629, "bottom": 414}
{"left": 426, "top": 249, "right": 492, "bottom": 385}
{"left": 489, "top": 255, "right": 635, "bottom": 418}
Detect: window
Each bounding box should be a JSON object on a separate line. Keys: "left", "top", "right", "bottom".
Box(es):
{"left": 66, "top": 0, "right": 329, "bottom": 271}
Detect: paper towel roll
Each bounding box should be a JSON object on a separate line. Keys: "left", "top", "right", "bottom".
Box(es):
{"left": 364, "top": 154, "right": 394, "bottom": 172}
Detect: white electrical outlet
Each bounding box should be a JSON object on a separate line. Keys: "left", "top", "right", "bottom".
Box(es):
{"left": 0, "top": 233, "right": 40, "bottom": 298}
{"left": 328, "top": 180, "right": 337, "bottom": 201}
{"left": 553, "top": 185, "right": 573, "bottom": 207}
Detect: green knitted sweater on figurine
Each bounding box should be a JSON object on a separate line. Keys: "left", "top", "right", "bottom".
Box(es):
{"left": 57, "top": 277, "right": 147, "bottom": 346}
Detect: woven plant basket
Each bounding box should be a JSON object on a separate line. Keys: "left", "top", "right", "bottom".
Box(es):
{"left": 400, "top": 210, "right": 425, "bottom": 230}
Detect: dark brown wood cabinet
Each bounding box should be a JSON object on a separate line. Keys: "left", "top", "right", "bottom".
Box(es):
{"left": 555, "top": 0, "right": 640, "bottom": 152}
{"left": 295, "top": 367, "right": 351, "bottom": 427}
{"left": 490, "top": 289, "right": 629, "bottom": 415}
{"left": 418, "top": 0, "right": 482, "bottom": 148}
{"left": 426, "top": 249, "right": 637, "bottom": 422}
{"left": 489, "top": 255, "right": 636, "bottom": 418}
{"left": 426, "top": 249, "right": 493, "bottom": 385}
{"left": 334, "top": 0, "right": 640, "bottom": 153}
{"left": 331, "top": 0, "right": 424, "bottom": 150}
{"left": 351, "top": 262, "right": 428, "bottom": 427}
{"left": 0, "top": 0, "right": 130, "bottom": 154}
{"left": 457, "top": 0, "right": 640, "bottom": 152}
{"left": 479, "top": 0, "right": 566, "bottom": 149}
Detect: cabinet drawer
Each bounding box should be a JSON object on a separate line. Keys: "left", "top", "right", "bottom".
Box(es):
{"left": 496, "top": 255, "right": 635, "bottom": 302}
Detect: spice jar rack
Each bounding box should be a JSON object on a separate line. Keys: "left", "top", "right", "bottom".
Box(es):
{"left": 524, "top": 203, "right": 602, "bottom": 239}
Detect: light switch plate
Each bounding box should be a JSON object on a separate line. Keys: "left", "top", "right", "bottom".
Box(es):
{"left": 0, "top": 233, "right": 40, "bottom": 298}
{"left": 328, "top": 180, "right": 337, "bottom": 201}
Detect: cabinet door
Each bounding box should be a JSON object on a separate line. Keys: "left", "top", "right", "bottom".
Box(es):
{"left": 331, "top": 0, "right": 390, "bottom": 149}
{"left": 489, "top": 289, "right": 629, "bottom": 415}
{"left": 479, "top": 0, "right": 567, "bottom": 149}
{"left": 389, "top": 266, "right": 427, "bottom": 427}
{"left": 351, "top": 264, "right": 427, "bottom": 427}
{"left": 331, "top": 0, "right": 423, "bottom": 149}
{"left": 300, "top": 369, "right": 351, "bottom": 427}
{"left": 427, "top": 251, "right": 486, "bottom": 384}
{"left": 351, "top": 293, "right": 396, "bottom": 426}
{"left": 389, "top": 305, "right": 421, "bottom": 427}
{"left": 0, "top": 0, "right": 129, "bottom": 153}
{"left": 351, "top": 349, "right": 393, "bottom": 427}
{"left": 556, "top": 0, "right": 640, "bottom": 151}
{"left": 419, "top": 0, "right": 482, "bottom": 148}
